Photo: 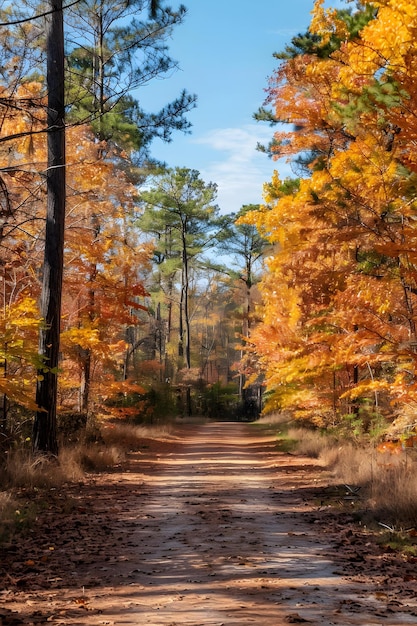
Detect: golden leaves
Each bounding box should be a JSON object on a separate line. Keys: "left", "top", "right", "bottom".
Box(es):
{"left": 310, "top": 0, "right": 349, "bottom": 46}
{"left": 245, "top": 0, "right": 417, "bottom": 428}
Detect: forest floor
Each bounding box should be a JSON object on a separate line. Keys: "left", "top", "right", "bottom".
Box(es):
{"left": 2, "top": 421, "right": 417, "bottom": 625}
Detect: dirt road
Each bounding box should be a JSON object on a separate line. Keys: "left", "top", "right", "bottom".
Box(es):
{"left": 2, "top": 422, "right": 417, "bottom": 625}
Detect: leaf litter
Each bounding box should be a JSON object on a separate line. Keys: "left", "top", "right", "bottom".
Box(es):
{"left": 1, "top": 422, "right": 417, "bottom": 624}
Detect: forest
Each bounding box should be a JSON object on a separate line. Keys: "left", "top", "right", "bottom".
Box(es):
{"left": 1, "top": 0, "right": 417, "bottom": 465}
{"left": 4, "top": 4, "right": 417, "bottom": 621}
{"left": 0, "top": 0, "right": 268, "bottom": 460}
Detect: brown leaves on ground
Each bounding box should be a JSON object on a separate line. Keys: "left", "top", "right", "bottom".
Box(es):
{"left": 1, "top": 429, "right": 417, "bottom": 624}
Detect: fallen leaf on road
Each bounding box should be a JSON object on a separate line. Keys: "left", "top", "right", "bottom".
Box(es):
{"left": 285, "top": 614, "right": 311, "bottom": 623}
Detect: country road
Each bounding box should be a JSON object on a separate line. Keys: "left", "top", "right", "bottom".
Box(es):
{"left": 2, "top": 422, "right": 417, "bottom": 625}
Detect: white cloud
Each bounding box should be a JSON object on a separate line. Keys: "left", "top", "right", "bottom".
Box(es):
{"left": 193, "top": 125, "right": 292, "bottom": 214}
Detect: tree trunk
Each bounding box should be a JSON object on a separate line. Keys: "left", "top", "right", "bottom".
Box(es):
{"left": 178, "top": 266, "right": 185, "bottom": 358}
{"left": 239, "top": 277, "right": 251, "bottom": 405}
{"left": 80, "top": 350, "right": 91, "bottom": 413}
{"left": 180, "top": 229, "right": 192, "bottom": 416}
{"left": 33, "top": 0, "right": 65, "bottom": 455}
{"left": 183, "top": 246, "right": 191, "bottom": 370}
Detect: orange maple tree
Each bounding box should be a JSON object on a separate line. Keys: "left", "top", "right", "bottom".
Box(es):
{"left": 243, "top": 0, "right": 417, "bottom": 435}
{"left": 0, "top": 85, "right": 152, "bottom": 430}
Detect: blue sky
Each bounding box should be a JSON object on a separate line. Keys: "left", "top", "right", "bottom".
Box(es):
{"left": 141, "top": 0, "right": 348, "bottom": 214}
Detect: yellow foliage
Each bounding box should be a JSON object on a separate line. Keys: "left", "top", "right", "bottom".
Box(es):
{"left": 104, "top": 379, "right": 146, "bottom": 397}
{"left": 243, "top": 0, "right": 417, "bottom": 429}
{"left": 310, "top": 0, "right": 349, "bottom": 46}
{"left": 0, "top": 295, "right": 41, "bottom": 410}
{"left": 61, "top": 327, "right": 101, "bottom": 351}
{"left": 337, "top": 0, "right": 417, "bottom": 86}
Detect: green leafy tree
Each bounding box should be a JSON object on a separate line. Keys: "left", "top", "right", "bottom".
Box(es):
{"left": 141, "top": 168, "right": 223, "bottom": 413}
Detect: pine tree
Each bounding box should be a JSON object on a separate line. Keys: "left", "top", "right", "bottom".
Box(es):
{"left": 65, "top": 0, "right": 196, "bottom": 165}
{"left": 141, "top": 168, "right": 222, "bottom": 414}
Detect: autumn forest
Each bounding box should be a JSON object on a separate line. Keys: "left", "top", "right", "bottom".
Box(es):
{"left": 1, "top": 0, "right": 417, "bottom": 461}
{"left": 246, "top": 0, "right": 417, "bottom": 442}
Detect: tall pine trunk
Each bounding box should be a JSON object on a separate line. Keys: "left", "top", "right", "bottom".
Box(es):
{"left": 33, "top": 0, "right": 66, "bottom": 455}
{"left": 181, "top": 231, "right": 192, "bottom": 416}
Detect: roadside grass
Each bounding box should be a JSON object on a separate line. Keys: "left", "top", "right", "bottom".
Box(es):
{"left": 377, "top": 529, "right": 417, "bottom": 556}
{"left": 317, "top": 435, "right": 417, "bottom": 530}
{"left": 0, "top": 491, "right": 20, "bottom": 543}
{"left": 0, "top": 421, "right": 174, "bottom": 544}
{"left": 275, "top": 435, "right": 298, "bottom": 453}
{"left": 100, "top": 422, "right": 173, "bottom": 449}
{"left": 254, "top": 412, "right": 299, "bottom": 452}
{"left": 264, "top": 420, "right": 417, "bottom": 549}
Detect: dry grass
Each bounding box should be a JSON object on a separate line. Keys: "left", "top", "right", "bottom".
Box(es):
{"left": 0, "top": 491, "right": 19, "bottom": 541}
{"left": 0, "top": 452, "right": 68, "bottom": 542}
{"left": 100, "top": 422, "right": 173, "bottom": 449}
{"left": 286, "top": 427, "right": 336, "bottom": 459}
{"left": 0, "top": 444, "right": 128, "bottom": 490}
{"left": 2, "top": 449, "right": 68, "bottom": 489}
{"left": 1, "top": 422, "right": 174, "bottom": 490}
{"left": 0, "top": 421, "right": 175, "bottom": 541}
{"left": 286, "top": 426, "right": 417, "bottom": 527}
{"left": 369, "top": 461, "right": 417, "bottom": 525}
{"left": 257, "top": 412, "right": 292, "bottom": 426}
{"left": 58, "top": 443, "right": 126, "bottom": 476}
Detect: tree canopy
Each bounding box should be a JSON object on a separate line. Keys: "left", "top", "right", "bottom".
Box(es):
{"left": 6, "top": 0, "right": 417, "bottom": 453}
{"left": 243, "top": 0, "right": 417, "bottom": 437}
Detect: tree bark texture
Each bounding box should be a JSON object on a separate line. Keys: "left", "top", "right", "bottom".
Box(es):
{"left": 33, "top": 0, "right": 66, "bottom": 454}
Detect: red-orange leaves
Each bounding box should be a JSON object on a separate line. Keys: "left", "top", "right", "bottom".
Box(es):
{"left": 244, "top": 2, "right": 417, "bottom": 431}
